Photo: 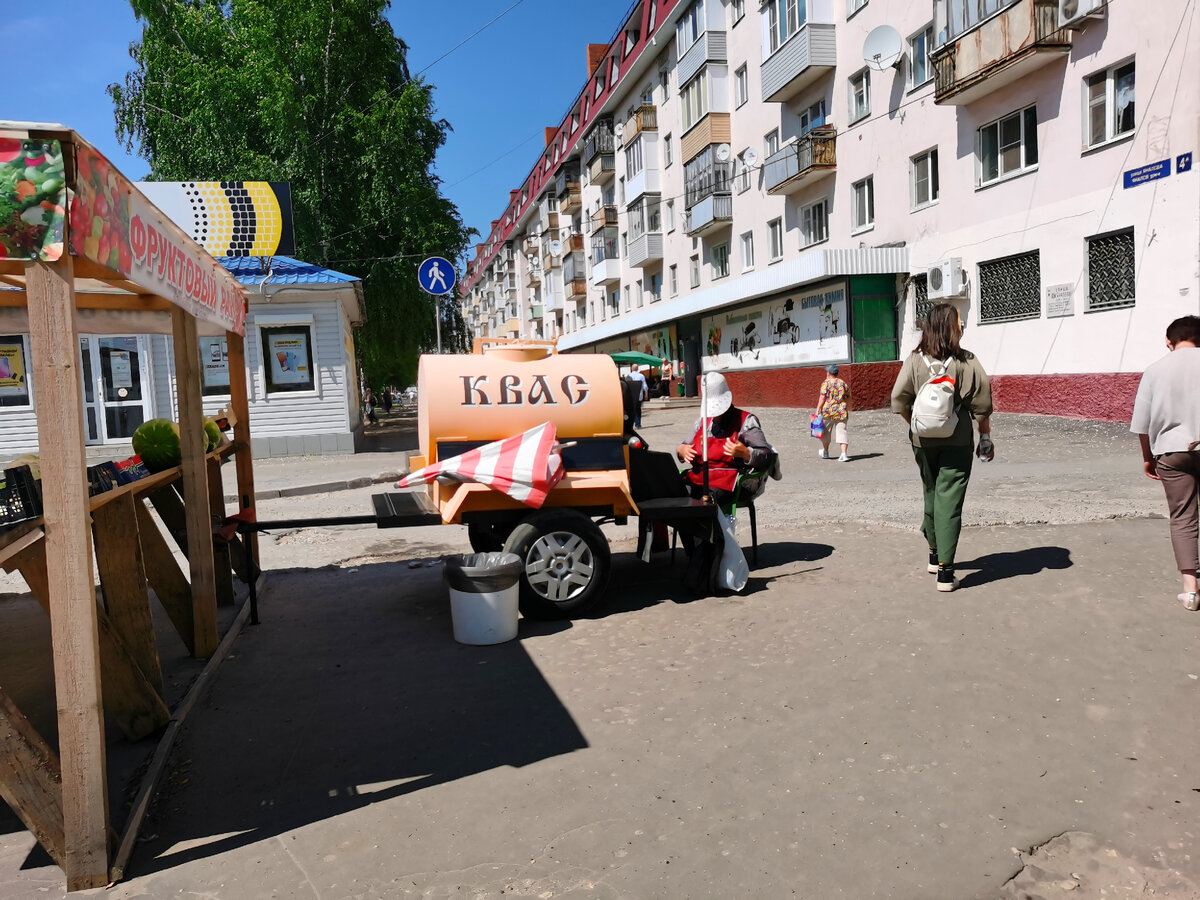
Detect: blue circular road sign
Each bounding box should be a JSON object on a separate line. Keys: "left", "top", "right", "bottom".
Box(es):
{"left": 418, "top": 256, "right": 457, "bottom": 295}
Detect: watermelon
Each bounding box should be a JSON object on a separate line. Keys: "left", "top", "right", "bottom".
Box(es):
{"left": 131, "top": 418, "right": 181, "bottom": 472}
{"left": 203, "top": 418, "right": 222, "bottom": 453}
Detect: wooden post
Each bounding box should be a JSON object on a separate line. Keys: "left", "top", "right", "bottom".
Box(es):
{"left": 0, "top": 690, "right": 67, "bottom": 871}
{"left": 171, "top": 308, "right": 219, "bottom": 658}
{"left": 24, "top": 256, "right": 110, "bottom": 891}
{"left": 207, "top": 456, "right": 235, "bottom": 606}
{"left": 225, "top": 331, "right": 258, "bottom": 563}
{"left": 133, "top": 499, "right": 196, "bottom": 655}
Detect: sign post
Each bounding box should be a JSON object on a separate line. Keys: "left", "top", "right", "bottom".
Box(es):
{"left": 418, "top": 256, "right": 457, "bottom": 353}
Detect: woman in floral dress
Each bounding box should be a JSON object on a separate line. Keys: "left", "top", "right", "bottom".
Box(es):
{"left": 816, "top": 365, "right": 850, "bottom": 461}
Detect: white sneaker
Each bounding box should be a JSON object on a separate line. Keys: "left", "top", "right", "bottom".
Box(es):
{"left": 818, "top": 448, "right": 828, "bottom": 459}
{"left": 838, "top": 453, "right": 850, "bottom": 462}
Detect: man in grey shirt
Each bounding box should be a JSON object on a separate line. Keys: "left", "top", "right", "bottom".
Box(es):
{"left": 1130, "top": 315, "right": 1200, "bottom": 610}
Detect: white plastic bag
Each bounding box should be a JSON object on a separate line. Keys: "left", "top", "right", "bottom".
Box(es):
{"left": 715, "top": 506, "right": 749, "bottom": 592}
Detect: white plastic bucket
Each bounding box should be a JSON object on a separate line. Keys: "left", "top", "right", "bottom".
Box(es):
{"left": 443, "top": 553, "right": 522, "bottom": 645}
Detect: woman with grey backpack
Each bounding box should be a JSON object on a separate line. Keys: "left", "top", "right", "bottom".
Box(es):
{"left": 890, "top": 303, "right": 994, "bottom": 592}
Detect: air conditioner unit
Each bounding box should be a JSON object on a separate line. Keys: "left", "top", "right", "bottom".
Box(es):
{"left": 1059, "top": 0, "right": 1105, "bottom": 29}
{"left": 927, "top": 258, "right": 966, "bottom": 300}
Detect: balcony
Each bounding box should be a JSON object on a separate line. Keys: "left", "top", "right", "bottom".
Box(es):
{"left": 624, "top": 105, "right": 658, "bottom": 139}
{"left": 555, "top": 168, "right": 582, "bottom": 214}
{"left": 542, "top": 250, "right": 560, "bottom": 270}
{"left": 564, "top": 275, "right": 588, "bottom": 303}
{"left": 564, "top": 233, "right": 584, "bottom": 254}
{"left": 592, "top": 256, "right": 621, "bottom": 286}
{"left": 761, "top": 23, "right": 836, "bottom": 103}
{"left": 528, "top": 305, "right": 544, "bottom": 321}
{"left": 591, "top": 228, "right": 620, "bottom": 285}
{"left": 685, "top": 193, "right": 732, "bottom": 236}
{"left": 540, "top": 211, "right": 559, "bottom": 233}
{"left": 562, "top": 250, "right": 586, "bottom": 285}
{"left": 628, "top": 232, "right": 663, "bottom": 268}
{"left": 589, "top": 152, "right": 616, "bottom": 184}
{"left": 678, "top": 30, "right": 727, "bottom": 87}
{"left": 543, "top": 293, "right": 562, "bottom": 312}
{"left": 584, "top": 121, "right": 615, "bottom": 164}
{"left": 590, "top": 205, "right": 618, "bottom": 234}
{"left": 681, "top": 113, "right": 731, "bottom": 167}
{"left": 931, "top": 0, "right": 1072, "bottom": 105}
{"left": 526, "top": 269, "right": 541, "bottom": 289}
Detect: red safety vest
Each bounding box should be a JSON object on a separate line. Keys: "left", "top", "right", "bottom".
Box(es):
{"left": 684, "top": 409, "right": 750, "bottom": 493}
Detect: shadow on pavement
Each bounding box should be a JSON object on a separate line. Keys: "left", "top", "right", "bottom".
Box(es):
{"left": 956, "top": 545, "right": 1074, "bottom": 588}
{"left": 126, "top": 559, "right": 587, "bottom": 877}
{"left": 360, "top": 408, "right": 419, "bottom": 454}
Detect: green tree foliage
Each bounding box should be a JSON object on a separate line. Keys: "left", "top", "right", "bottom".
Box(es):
{"left": 110, "top": 0, "right": 473, "bottom": 386}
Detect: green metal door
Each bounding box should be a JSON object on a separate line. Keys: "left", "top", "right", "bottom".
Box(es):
{"left": 850, "top": 275, "right": 899, "bottom": 362}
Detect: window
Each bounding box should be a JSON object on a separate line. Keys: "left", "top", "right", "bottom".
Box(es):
{"left": 910, "top": 148, "right": 940, "bottom": 209}
{"left": 659, "top": 67, "right": 671, "bottom": 101}
{"left": 912, "top": 273, "right": 933, "bottom": 328}
{"left": 848, "top": 0, "right": 868, "bottom": 13}
{"left": 684, "top": 145, "right": 732, "bottom": 207}
{"left": 618, "top": 177, "right": 625, "bottom": 205}
{"left": 735, "top": 153, "right": 752, "bottom": 193}
{"left": 670, "top": 264, "right": 679, "bottom": 296}
{"left": 764, "top": 0, "right": 807, "bottom": 56}
{"left": 711, "top": 243, "right": 730, "bottom": 279}
{"left": 629, "top": 195, "right": 661, "bottom": 239}
{"left": 978, "top": 251, "right": 1041, "bottom": 323}
{"left": 849, "top": 69, "right": 870, "bottom": 123}
{"left": 1085, "top": 61, "right": 1135, "bottom": 148}
{"left": 908, "top": 25, "right": 933, "bottom": 88}
{"left": 649, "top": 272, "right": 662, "bottom": 302}
{"left": 664, "top": 133, "right": 673, "bottom": 168}
{"left": 625, "top": 137, "right": 643, "bottom": 177}
{"left": 620, "top": 231, "right": 627, "bottom": 258}
{"left": 677, "top": 0, "right": 705, "bottom": 55}
{"left": 768, "top": 218, "right": 783, "bottom": 261}
{"left": 735, "top": 65, "right": 749, "bottom": 107}
{"left": 732, "top": 0, "right": 745, "bottom": 24}
{"left": 608, "top": 289, "right": 620, "bottom": 316}
{"left": 666, "top": 199, "right": 676, "bottom": 232}
{"left": 636, "top": 280, "right": 644, "bottom": 307}
{"left": 978, "top": 105, "right": 1038, "bottom": 185}
{"left": 624, "top": 285, "right": 631, "bottom": 311}
{"left": 764, "top": 129, "right": 780, "bottom": 158}
{"left": 944, "top": 0, "right": 1019, "bottom": 42}
{"left": 740, "top": 231, "right": 755, "bottom": 270}
{"left": 799, "top": 100, "right": 827, "bottom": 134}
{"left": 198, "top": 336, "right": 230, "bottom": 396}
{"left": 260, "top": 324, "right": 316, "bottom": 394}
{"left": 801, "top": 199, "right": 828, "bottom": 247}
{"left": 1086, "top": 228, "right": 1135, "bottom": 310}
{"left": 851, "top": 176, "right": 874, "bottom": 232}
{"left": 682, "top": 69, "right": 710, "bottom": 130}
{"left": 690, "top": 254, "right": 701, "bottom": 288}
{"left": 0, "top": 334, "right": 31, "bottom": 407}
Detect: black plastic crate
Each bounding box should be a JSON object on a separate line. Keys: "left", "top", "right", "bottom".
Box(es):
{"left": 0, "top": 465, "right": 42, "bottom": 531}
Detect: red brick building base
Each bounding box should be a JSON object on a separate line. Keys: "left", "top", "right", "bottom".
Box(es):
{"left": 718, "top": 365, "right": 1140, "bottom": 422}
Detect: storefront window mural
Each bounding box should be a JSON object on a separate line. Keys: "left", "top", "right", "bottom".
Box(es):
{"left": 701, "top": 282, "right": 849, "bottom": 370}
{"left": 628, "top": 325, "right": 676, "bottom": 364}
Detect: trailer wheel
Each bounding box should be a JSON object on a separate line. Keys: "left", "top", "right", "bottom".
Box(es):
{"left": 503, "top": 510, "right": 611, "bottom": 619}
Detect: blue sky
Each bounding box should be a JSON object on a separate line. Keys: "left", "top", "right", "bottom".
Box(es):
{"left": 2, "top": 0, "right": 621, "bottom": 260}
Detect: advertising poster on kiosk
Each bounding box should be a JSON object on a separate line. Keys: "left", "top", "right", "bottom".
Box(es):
{"left": 701, "top": 281, "right": 849, "bottom": 371}
{"left": 265, "top": 331, "right": 311, "bottom": 387}
{"left": 0, "top": 335, "right": 29, "bottom": 406}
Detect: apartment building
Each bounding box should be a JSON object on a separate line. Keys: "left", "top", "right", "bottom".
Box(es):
{"left": 461, "top": 0, "right": 1199, "bottom": 416}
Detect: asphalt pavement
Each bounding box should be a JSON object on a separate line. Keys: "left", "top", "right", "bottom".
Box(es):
{"left": 3, "top": 401, "right": 1199, "bottom": 899}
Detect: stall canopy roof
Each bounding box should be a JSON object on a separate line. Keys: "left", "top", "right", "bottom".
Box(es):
{"left": 221, "top": 255, "right": 366, "bottom": 326}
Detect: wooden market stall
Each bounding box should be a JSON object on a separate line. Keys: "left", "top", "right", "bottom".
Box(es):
{"left": 0, "top": 123, "right": 256, "bottom": 890}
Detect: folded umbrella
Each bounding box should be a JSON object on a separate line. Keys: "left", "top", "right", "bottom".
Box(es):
{"left": 394, "top": 421, "right": 566, "bottom": 508}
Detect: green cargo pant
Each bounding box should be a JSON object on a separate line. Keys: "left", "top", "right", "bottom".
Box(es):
{"left": 912, "top": 442, "right": 974, "bottom": 566}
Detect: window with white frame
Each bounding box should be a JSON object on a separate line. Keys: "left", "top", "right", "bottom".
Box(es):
{"left": 944, "top": 0, "right": 1018, "bottom": 42}
{"left": 768, "top": 217, "right": 783, "bottom": 261}
{"left": 978, "top": 251, "right": 1041, "bottom": 322}
{"left": 682, "top": 69, "right": 709, "bottom": 130}
{"left": 1086, "top": 228, "right": 1135, "bottom": 311}
{"left": 978, "top": 105, "right": 1038, "bottom": 185}
{"left": 629, "top": 195, "right": 661, "bottom": 239}
{"left": 677, "top": 0, "right": 705, "bottom": 55}
{"left": 1085, "top": 61, "right": 1135, "bottom": 149}
{"left": 764, "top": 128, "right": 780, "bottom": 158}
{"left": 735, "top": 154, "right": 752, "bottom": 193}
{"left": 670, "top": 264, "right": 679, "bottom": 296}
{"left": 624, "top": 285, "right": 631, "bottom": 311}
{"left": 636, "top": 279, "right": 644, "bottom": 307}
{"left": 848, "top": 0, "right": 868, "bottom": 13}
{"left": 764, "top": 0, "right": 807, "bottom": 56}
{"left": 690, "top": 254, "right": 701, "bottom": 287}
{"left": 608, "top": 289, "right": 620, "bottom": 316}
{"left": 618, "top": 177, "right": 625, "bottom": 205}
{"left": 649, "top": 272, "right": 662, "bottom": 302}
{"left": 660, "top": 66, "right": 670, "bottom": 100}
{"left": 666, "top": 199, "right": 676, "bottom": 231}
{"left": 735, "top": 65, "right": 749, "bottom": 107}
{"left": 851, "top": 176, "right": 874, "bottom": 232}
{"left": 625, "top": 137, "right": 643, "bottom": 178}
{"left": 801, "top": 199, "right": 828, "bottom": 247}
{"left": 740, "top": 231, "right": 755, "bottom": 270}
{"left": 799, "top": 99, "right": 827, "bottom": 134}
{"left": 910, "top": 148, "right": 939, "bottom": 209}
{"left": 664, "top": 133, "right": 673, "bottom": 168}
{"left": 849, "top": 69, "right": 870, "bottom": 123}
{"left": 732, "top": 0, "right": 745, "bottom": 24}
{"left": 711, "top": 243, "right": 730, "bottom": 279}
{"left": 908, "top": 25, "right": 933, "bottom": 88}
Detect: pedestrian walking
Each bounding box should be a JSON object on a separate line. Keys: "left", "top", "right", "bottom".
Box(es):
{"left": 627, "top": 366, "right": 648, "bottom": 427}
{"left": 381, "top": 388, "right": 394, "bottom": 415}
{"left": 1129, "top": 315, "right": 1200, "bottom": 611}
{"left": 890, "top": 303, "right": 994, "bottom": 592}
{"left": 816, "top": 364, "right": 851, "bottom": 461}
{"left": 363, "top": 388, "right": 378, "bottom": 426}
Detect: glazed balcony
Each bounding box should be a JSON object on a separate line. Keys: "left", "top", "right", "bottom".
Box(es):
{"left": 526, "top": 268, "right": 541, "bottom": 289}
{"left": 678, "top": 30, "right": 727, "bottom": 87}
{"left": 684, "top": 192, "right": 732, "bottom": 236}
{"left": 562, "top": 249, "right": 586, "bottom": 285}
{"left": 624, "top": 105, "right": 658, "bottom": 139}
{"left": 590, "top": 205, "right": 618, "bottom": 234}
{"left": 760, "top": 21, "right": 836, "bottom": 103}
{"left": 528, "top": 305, "right": 544, "bottom": 321}
{"left": 681, "top": 114, "right": 731, "bottom": 168}
{"left": 628, "top": 232, "right": 663, "bottom": 268}
{"left": 931, "top": 0, "right": 1072, "bottom": 105}
{"left": 555, "top": 168, "right": 582, "bottom": 214}
{"left": 584, "top": 122, "right": 615, "bottom": 164}
{"left": 591, "top": 228, "right": 620, "bottom": 286}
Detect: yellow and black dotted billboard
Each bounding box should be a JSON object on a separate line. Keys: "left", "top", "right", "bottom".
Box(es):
{"left": 137, "top": 181, "right": 295, "bottom": 258}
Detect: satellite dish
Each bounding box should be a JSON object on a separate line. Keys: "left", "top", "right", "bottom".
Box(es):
{"left": 613, "top": 121, "right": 624, "bottom": 140}
{"left": 715, "top": 143, "right": 732, "bottom": 162}
{"left": 549, "top": 239, "right": 563, "bottom": 256}
{"left": 742, "top": 148, "right": 759, "bottom": 167}
{"left": 863, "top": 25, "right": 903, "bottom": 71}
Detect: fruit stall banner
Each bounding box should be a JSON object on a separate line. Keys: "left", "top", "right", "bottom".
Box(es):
{"left": 700, "top": 281, "right": 849, "bottom": 371}
{"left": 70, "top": 141, "right": 247, "bottom": 336}
{"left": 0, "top": 335, "right": 29, "bottom": 405}
{"left": 137, "top": 181, "right": 295, "bottom": 258}
{"left": 0, "top": 137, "right": 66, "bottom": 262}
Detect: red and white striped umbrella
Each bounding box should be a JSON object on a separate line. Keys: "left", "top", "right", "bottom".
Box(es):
{"left": 394, "top": 421, "right": 566, "bottom": 508}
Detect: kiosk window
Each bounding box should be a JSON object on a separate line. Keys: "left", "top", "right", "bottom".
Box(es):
{"left": 199, "top": 336, "right": 231, "bottom": 396}
{"left": 260, "top": 325, "right": 315, "bottom": 393}
{"left": 0, "top": 335, "right": 31, "bottom": 407}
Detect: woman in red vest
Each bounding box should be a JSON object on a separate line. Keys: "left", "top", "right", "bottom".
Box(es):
{"left": 676, "top": 372, "right": 773, "bottom": 505}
